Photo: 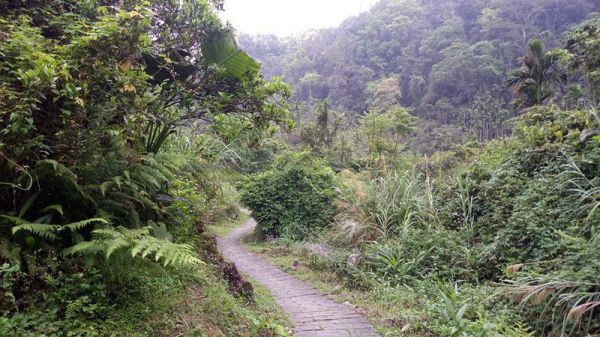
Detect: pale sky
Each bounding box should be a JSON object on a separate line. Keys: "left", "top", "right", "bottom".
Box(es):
{"left": 219, "top": 0, "right": 376, "bottom": 36}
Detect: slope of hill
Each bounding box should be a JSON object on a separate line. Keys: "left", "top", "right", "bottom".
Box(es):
{"left": 239, "top": 0, "right": 600, "bottom": 142}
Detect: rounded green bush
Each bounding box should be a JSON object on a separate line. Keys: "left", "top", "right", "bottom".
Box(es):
{"left": 240, "top": 151, "right": 338, "bottom": 240}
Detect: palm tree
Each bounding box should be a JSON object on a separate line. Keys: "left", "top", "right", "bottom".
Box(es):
{"left": 505, "top": 39, "right": 566, "bottom": 108}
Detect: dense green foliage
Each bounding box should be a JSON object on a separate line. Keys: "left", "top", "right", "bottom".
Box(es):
{"left": 309, "top": 104, "right": 599, "bottom": 336}
{"left": 241, "top": 0, "right": 600, "bottom": 147}
{"left": 3, "top": 0, "right": 600, "bottom": 336}
{"left": 240, "top": 152, "right": 337, "bottom": 239}
{"left": 253, "top": 104, "right": 600, "bottom": 336}
{"left": 238, "top": 5, "right": 600, "bottom": 337}
{"left": 567, "top": 17, "right": 600, "bottom": 107}
{"left": 0, "top": 0, "right": 291, "bottom": 335}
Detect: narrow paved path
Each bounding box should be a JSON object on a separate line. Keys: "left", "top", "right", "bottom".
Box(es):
{"left": 216, "top": 218, "right": 380, "bottom": 337}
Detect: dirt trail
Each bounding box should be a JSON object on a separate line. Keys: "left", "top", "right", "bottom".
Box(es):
{"left": 216, "top": 217, "right": 380, "bottom": 337}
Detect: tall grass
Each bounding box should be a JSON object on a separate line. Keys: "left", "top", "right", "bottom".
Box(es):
{"left": 455, "top": 177, "right": 475, "bottom": 244}
{"left": 334, "top": 170, "right": 443, "bottom": 245}
{"left": 418, "top": 176, "right": 442, "bottom": 229}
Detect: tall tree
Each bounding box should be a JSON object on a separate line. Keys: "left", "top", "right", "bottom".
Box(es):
{"left": 359, "top": 105, "right": 417, "bottom": 169}
{"left": 505, "top": 39, "right": 566, "bottom": 108}
{"left": 299, "top": 101, "right": 340, "bottom": 154}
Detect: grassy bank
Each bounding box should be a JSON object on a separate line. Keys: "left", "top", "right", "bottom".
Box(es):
{"left": 246, "top": 240, "right": 514, "bottom": 337}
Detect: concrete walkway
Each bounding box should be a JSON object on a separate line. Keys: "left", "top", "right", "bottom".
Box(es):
{"left": 216, "top": 218, "right": 380, "bottom": 337}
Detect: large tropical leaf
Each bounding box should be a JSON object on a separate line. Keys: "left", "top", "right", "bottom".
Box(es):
{"left": 201, "top": 31, "right": 260, "bottom": 79}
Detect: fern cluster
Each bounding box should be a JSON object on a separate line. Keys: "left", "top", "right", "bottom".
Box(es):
{"left": 65, "top": 226, "right": 202, "bottom": 267}
{"left": 82, "top": 152, "right": 186, "bottom": 227}
{"left": 0, "top": 150, "right": 204, "bottom": 269}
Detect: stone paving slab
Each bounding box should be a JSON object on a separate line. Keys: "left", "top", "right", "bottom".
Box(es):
{"left": 217, "top": 218, "right": 380, "bottom": 337}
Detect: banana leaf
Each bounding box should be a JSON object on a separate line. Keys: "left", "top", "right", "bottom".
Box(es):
{"left": 201, "top": 31, "right": 260, "bottom": 79}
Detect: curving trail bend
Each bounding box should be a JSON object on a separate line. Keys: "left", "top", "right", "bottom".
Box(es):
{"left": 216, "top": 217, "right": 380, "bottom": 337}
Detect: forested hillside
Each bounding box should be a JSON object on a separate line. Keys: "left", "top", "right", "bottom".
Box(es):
{"left": 240, "top": 0, "right": 600, "bottom": 146}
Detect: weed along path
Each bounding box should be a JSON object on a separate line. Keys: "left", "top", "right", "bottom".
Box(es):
{"left": 217, "top": 217, "right": 380, "bottom": 337}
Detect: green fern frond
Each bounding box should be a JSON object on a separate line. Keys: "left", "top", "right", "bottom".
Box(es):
{"left": 132, "top": 170, "right": 161, "bottom": 190}
{"left": 113, "top": 176, "right": 123, "bottom": 189}
{"left": 130, "top": 238, "right": 148, "bottom": 257}
{"left": 140, "top": 155, "right": 160, "bottom": 167}
{"left": 102, "top": 186, "right": 159, "bottom": 220}
{"left": 4, "top": 215, "right": 107, "bottom": 240}
{"left": 98, "top": 176, "right": 124, "bottom": 196}
{"left": 149, "top": 221, "right": 172, "bottom": 240}
{"left": 63, "top": 241, "right": 104, "bottom": 256}
{"left": 35, "top": 160, "right": 89, "bottom": 199}
{"left": 99, "top": 180, "right": 115, "bottom": 197}
{"left": 63, "top": 218, "right": 108, "bottom": 231}
{"left": 154, "top": 245, "right": 166, "bottom": 262}
{"left": 105, "top": 236, "right": 129, "bottom": 258}
{"left": 129, "top": 229, "right": 156, "bottom": 256}
{"left": 40, "top": 204, "right": 64, "bottom": 216}
{"left": 4, "top": 215, "right": 62, "bottom": 240}
{"left": 109, "top": 190, "right": 140, "bottom": 204}
{"left": 138, "top": 239, "right": 162, "bottom": 259}
{"left": 2, "top": 215, "right": 38, "bottom": 227}
{"left": 66, "top": 226, "right": 202, "bottom": 267}
{"left": 137, "top": 194, "right": 160, "bottom": 213}
{"left": 99, "top": 196, "right": 141, "bottom": 227}
{"left": 128, "top": 208, "right": 142, "bottom": 227}
{"left": 152, "top": 161, "right": 176, "bottom": 180}
{"left": 142, "top": 166, "right": 170, "bottom": 184}
{"left": 92, "top": 227, "right": 123, "bottom": 238}
{"left": 12, "top": 224, "right": 61, "bottom": 240}
{"left": 130, "top": 227, "right": 150, "bottom": 238}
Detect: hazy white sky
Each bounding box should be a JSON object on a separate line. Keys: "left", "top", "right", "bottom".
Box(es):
{"left": 219, "top": 0, "right": 376, "bottom": 36}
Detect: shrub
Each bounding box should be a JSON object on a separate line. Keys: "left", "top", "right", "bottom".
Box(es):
{"left": 430, "top": 281, "right": 535, "bottom": 337}
{"left": 366, "top": 229, "right": 477, "bottom": 285}
{"left": 431, "top": 105, "right": 600, "bottom": 335}
{"left": 240, "top": 151, "right": 338, "bottom": 239}
{"left": 434, "top": 106, "right": 597, "bottom": 279}
{"left": 464, "top": 147, "right": 576, "bottom": 277}
{"left": 503, "top": 171, "right": 600, "bottom": 336}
